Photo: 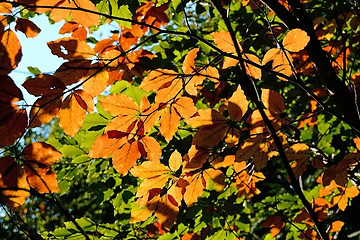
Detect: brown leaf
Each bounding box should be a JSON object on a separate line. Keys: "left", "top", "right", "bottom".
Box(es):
{"left": 47, "top": 37, "right": 95, "bottom": 60}
{"left": 54, "top": 60, "right": 91, "bottom": 86}
{"left": 15, "top": 18, "right": 41, "bottom": 38}
{"left": 23, "top": 74, "right": 65, "bottom": 97}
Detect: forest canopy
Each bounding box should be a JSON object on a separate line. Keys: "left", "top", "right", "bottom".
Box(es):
{"left": 1, "top": 0, "right": 360, "bottom": 239}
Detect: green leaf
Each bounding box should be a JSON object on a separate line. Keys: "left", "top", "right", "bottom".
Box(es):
{"left": 72, "top": 155, "right": 90, "bottom": 164}
{"left": 60, "top": 145, "right": 84, "bottom": 158}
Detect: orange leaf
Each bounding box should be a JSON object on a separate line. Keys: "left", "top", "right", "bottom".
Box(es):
{"left": 130, "top": 161, "right": 170, "bottom": 179}
{"left": 22, "top": 142, "right": 62, "bottom": 165}
{"left": 73, "top": 89, "right": 94, "bottom": 113}
{"left": 100, "top": 94, "right": 139, "bottom": 117}
{"left": 169, "top": 150, "right": 183, "bottom": 172}
{"left": 160, "top": 107, "right": 181, "bottom": 142}
{"left": 0, "top": 29, "right": 22, "bottom": 74}
{"left": 192, "top": 124, "right": 229, "bottom": 148}
{"left": 47, "top": 37, "right": 95, "bottom": 60}
{"left": 211, "top": 31, "right": 242, "bottom": 54}
{"left": 283, "top": 28, "right": 310, "bottom": 52}
{"left": 0, "top": 2, "right": 12, "bottom": 14}
{"left": 24, "top": 163, "right": 60, "bottom": 193}
{"left": 203, "top": 168, "right": 225, "bottom": 192}
{"left": 183, "top": 48, "right": 199, "bottom": 74}
{"left": 228, "top": 85, "right": 248, "bottom": 121}
{"left": 29, "top": 96, "right": 62, "bottom": 128}
{"left": 82, "top": 66, "right": 109, "bottom": 97}
{"left": 58, "top": 93, "right": 87, "bottom": 137}
{"left": 183, "top": 173, "right": 205, "bottom": 206}
{"left": 46, "top": 0, "right": 99, "bottom": 28}
{"left": 173, "top": 97, "right": 197, "bottom": 120}
{"left": 15, "top": 18, "right": 41, "bottom": 38}
{"left": 59, "top": 21, "right": 80, "bottom": 34}
{"left": 0, "top": 107, "right": 28, "bottom": 147}
{"left": 112, "top": 141, "right": 141, "bottom": 176}
{"left": 187, "top": 109, "right": 226, "bottom": 128}
{"left": 88, "top": 133, "right": 127, "bottom": 158}
{"left": 261, "top": 215, "right": 285, "bottom": 237}
{"left": 155, "top": 78, "right": 183, "bottom": 103}
{"left": 243, "top": 54, "right": 262, "bottom": 79}
{"left": 0, "top": 157, "right": 30, "bottom": 209}
{"left": 139, "top": 136, "right": 162, "bottom": 162}
{"left": 140, "top": 69, "right": 178, "bottom": 92}
{"left": 329, "top": 221, "right": 344, "bottom": 233}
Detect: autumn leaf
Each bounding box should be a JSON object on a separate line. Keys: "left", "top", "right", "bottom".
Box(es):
{"left": 283, "top": 29, "right": 311, "bottom": 52}
{"left": 159, "top": 97, "right": 197, "bottom": 141}
{"left": 88, "top": 133, "right": 127, "bottom": 158}
{"left": 15, "top": 18, "right": 41, "bottom": 38}
{"left": 228, "top": 85, "right": 248, "bottom": 121}
{"left": 23, "top": 0, "right": 99, "bottom": 28}
{"left": 23, "top": 74, "right": 65, "bottom": 97}
{"left": 0, "top": 29, "right": 22, "bottom": 74}
{"left": 112, "top": 140, "right": 141, "bottom": 176}
{"left": 187, "top": 109, "right": 229, "bottom": 148}
{"left": 140, "top": 69, "right": 178, "bottom": 92}
{"left": 0, "top": 76, "right": 28, "bottom": 146}
{"left": 58, "top": 92, "right": 87, "bottom": 137}
{"left": 82, "top": 65, "right": 109, "bottom": 97}
{"left": 47, "top": 37, "right": 95, "bottom": 60}
{"left": 54, "top": 60, "right": 91, "bottom": 86}
{"left": 211, "top": 31, "right": 262, "bottom": 79}
{"left": 22, "top": 142, "right": 62, "bottom": 165}
{"left": 29, "top": 96, "right": 62, "bottom": 128}
{"left": 332, "top": 186, "right": 359, "bottom": 211}
{"left": 261, "top": 215, "right": 285, "bottom": 237}
{"left": 263, "top": 29, "right": 310, "bottom": 78}
{"left": 22, "top": 142, "right": 62, "bottom": 193}
{"left": 233, "top": 161, "right": 265, "bottom": 198}
{"left": 0, "top": 157, "right": 30, "bottom": 209}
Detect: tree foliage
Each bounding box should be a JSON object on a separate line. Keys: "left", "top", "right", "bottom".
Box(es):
{"left": 1, "top": 0, "right": 360, "bottom": 239}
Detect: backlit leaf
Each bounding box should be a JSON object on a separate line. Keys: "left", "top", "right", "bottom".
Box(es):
{"left": 22, "top": 142, "right": 62, "bottom": 165}
{"left": 58, "top": 93, "right": 87, "bottom": 137}
{"left": 0, "top": 29, "right": 22, "bottom": 74}
{"left": 47, "top": 37, "right": 95, "bottom": 60}
{"left": 15, "top": 18, "right": 41, "bottom": 38}
{"left": 228, "top": 85, "right": 248, "bottom": 121}
{"left": 283, "top": 28, "right": 310, "bottom": 52}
